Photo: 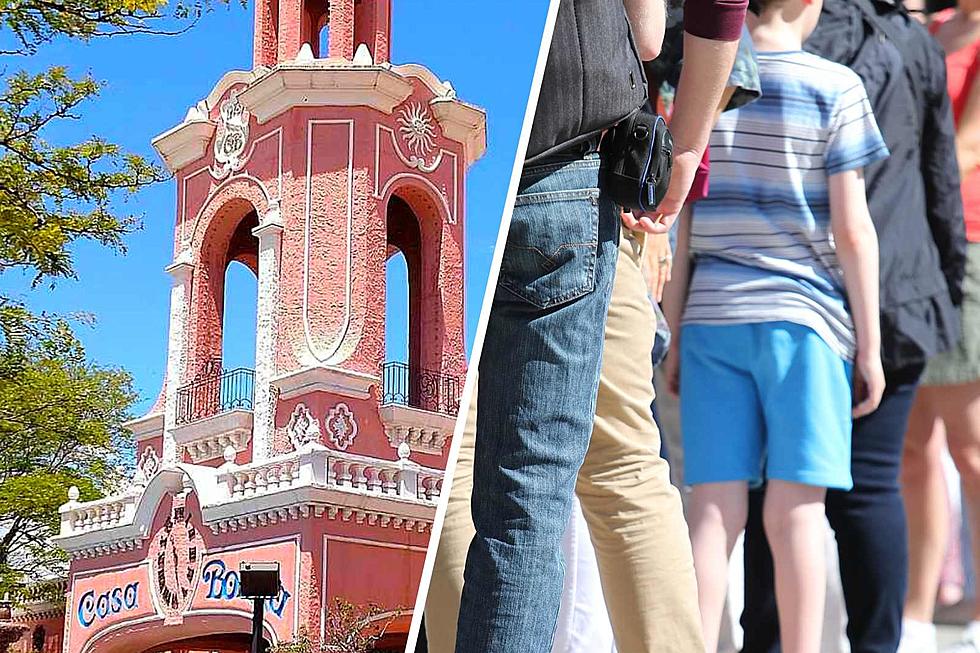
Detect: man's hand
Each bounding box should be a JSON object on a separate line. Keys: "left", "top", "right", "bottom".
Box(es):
{"left": 620, "top": 148, "right": 703, "bottom": 234}
{"left": 852, "top": 352, "right": 885, "bottom": 418}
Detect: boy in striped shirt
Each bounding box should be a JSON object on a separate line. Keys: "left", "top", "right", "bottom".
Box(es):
{"left": 660, "top": 0, "right": 888, "bottom": 651}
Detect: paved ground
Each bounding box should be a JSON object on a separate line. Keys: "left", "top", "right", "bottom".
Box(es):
{"left": 939, "top": 624, "right": 963, "bottom": 649}
{"left": 936, "top": 601, "right": 973, "bottom": 648}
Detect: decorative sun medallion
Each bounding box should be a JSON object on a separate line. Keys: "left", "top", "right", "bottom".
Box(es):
{"left": 148, "top": 494, "right": 205, "bottom": 625}
{"left": 326, "top": 403, "right": 358, "bottom": 451}
{"left": 212, "top": 91, "right": 250, "bottom": 178}
{"left": 397, "top": 102, "right": 437, "bottom": 160}
{"left": 286, "top": 403, "right": 321, "bottom": 451}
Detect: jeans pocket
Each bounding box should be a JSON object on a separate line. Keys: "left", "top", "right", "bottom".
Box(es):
{"left": 498, "top": 188, "right": 600, "bottom": 309}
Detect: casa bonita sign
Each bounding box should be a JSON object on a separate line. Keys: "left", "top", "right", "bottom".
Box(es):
{"left": 76, "top": 559, "right": 292, "bottom": 628}
{"left": 201, "top": 559, "right": 291, "bottom": 617}
{"left": 76, "top": 583, "right": 141, "bottom": 628}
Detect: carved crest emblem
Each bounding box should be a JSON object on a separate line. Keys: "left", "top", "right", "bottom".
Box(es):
{"left": 148, "top": 494, "right": 205, "bottom": 625}
{"left": 286, "top": 403, "right": 321, "bottom": 450}
{"left": 213, "top": 91, "right": 250, "bottom": 178}
{"left": 133, "top": 446, "right": 160, "bottom": 489}
{"left": 326, "top": 403, "right": 358, "bottom": 451}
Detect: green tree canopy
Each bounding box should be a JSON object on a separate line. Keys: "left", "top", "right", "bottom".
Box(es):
{"left": 0, "top": 0, "right": 234, "bottom": 596}
{"left": 0, "top": 304, "right": 135, "bottom": 593}
{"left": 0, "top": 0, "right": 236, "bottom": 286}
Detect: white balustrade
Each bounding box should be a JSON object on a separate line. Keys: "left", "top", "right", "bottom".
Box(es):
{"left": 60, "top": 494, "right": 136, "bottom": 536}
{"left": 221, "top": 458, "right": 301, "bottom": 499}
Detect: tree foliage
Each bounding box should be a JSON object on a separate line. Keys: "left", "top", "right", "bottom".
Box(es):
{"left": 0, "top": 303, "right": 136, "bottom": 594}
{"left": 0, "top": 0, "right": 235, "bottom": 596}
{"left": 269, "top": 599, "right": 403, "bottom": 653}
{"left": 0, "top": 0, "right": 238, "bottom": 286}
{"left": 0, "top": 0, "right": 226, "bottom": 56}
{"left": 0, "top": 67, "right": 163, "bottom": 284}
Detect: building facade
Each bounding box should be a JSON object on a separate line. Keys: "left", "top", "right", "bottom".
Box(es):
{"left": 6, "top": 2, "right": 485, "bottom": 650}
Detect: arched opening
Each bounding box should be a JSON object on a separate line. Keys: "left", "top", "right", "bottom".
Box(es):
{"left": 380, "top": 189, "right": 462, "bottom": 415}
{"left": 385, "top": 250, "right": 409, "bottom": 365}
{"left": 306, "top": 1, "right": 330, "bottom": 58}
{"left": 384, "top": 195, "right": 423, "bottom": 409}
{"left": 318, "top": 20, "right": 330, "bottom": 58}
{"left": 79, "top": 612, "right": 274, "bottom": 653}
{"left": 141, "top": 633, "right": 255, "bottom": 653}
{"left": 177, "top": 203, "right": 259, "bottom": 429}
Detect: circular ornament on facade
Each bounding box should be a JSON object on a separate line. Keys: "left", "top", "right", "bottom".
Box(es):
{"left": 326, "top": 403, "right": 358, "bottom": 451}
{"left": 212, "top": 90, "right": 251, "bottom": 178}
{"left": 397, "top": 102, "right": 439, "bottom": 167}
{"left": 148, "top": 494, "right": 205, "bottom": 624}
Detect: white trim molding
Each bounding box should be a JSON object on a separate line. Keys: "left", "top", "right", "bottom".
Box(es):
{"left": 430, "top": 96, "right": 487, "bottom": 166}
{"left": 239, "top": 66, "right": 414, "bottom": 124}
{"left": 171, "top": 409, "right": 253, "bottom": 464}
{"left": 54, "top": 448, "right": 441, "bottom": 558}
{"left": 271, "top": 366, "right": 378, "bottom": 401}
{"left": 378, "top": 404, "right": 454, "bottom": 456}
{"left": 124, "top": 412, "right": 164, "bottom": 442}
{"left": 152, "top": 118, "right": 216, "bottom": 173}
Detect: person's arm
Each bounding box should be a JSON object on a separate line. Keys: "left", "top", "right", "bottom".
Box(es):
{"left": 956, "top": 62, "right": 980, "bottom": 179}
{"left": 624, "top": 0, "right": 666, "bottom": 60}
{"left": 829, "top": 169, "right": 885, "bottom": 418}
{"left": 660, "top": 205, "right": 693, "bottom": 396}
{"left": 623, "top": 34, "right": 743, "bottom": 234}
{"left": 921, "top": 45, "right": 967, "bottom": 304}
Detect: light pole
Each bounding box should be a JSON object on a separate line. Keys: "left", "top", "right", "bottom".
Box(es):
{"left": 239, "top": 562, "right": 281, "bottom": 653}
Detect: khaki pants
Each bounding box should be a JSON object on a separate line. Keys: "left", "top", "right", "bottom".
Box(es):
{"left": 425, "top": 232, "right": 704, "bottom": 653}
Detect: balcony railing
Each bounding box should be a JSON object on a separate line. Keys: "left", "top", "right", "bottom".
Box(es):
{"left": 381, "top": 362, "right": 461, "bottom": 416}
{"left": 175, "top": 367, "right": 255, "bottom": 426}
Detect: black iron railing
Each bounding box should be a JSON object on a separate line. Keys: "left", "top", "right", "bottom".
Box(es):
{"left": 175, "top": 367, "right": 255, "bottom": 426}
{"left": 381, "top": 362, "right": 461, "bottom": 416}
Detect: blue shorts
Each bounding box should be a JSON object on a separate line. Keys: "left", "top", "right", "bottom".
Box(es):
{"left": 680, "top": 321, "right": 854, "bottom": 490}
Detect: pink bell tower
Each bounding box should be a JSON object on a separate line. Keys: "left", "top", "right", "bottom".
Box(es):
{"left": 53, "top": 3, "right": 486, "bottom": 652}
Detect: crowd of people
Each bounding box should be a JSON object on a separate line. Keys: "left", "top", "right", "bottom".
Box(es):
{"left": 414, "top": 0, "right": 980, "bottom": 652}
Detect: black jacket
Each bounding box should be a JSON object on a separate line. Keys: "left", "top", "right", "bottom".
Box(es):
{"left": 806, "top": 0, "right": 966, "bottom": 371}
{"left": 526, "top": 0, "right": 647, "bottom": 164}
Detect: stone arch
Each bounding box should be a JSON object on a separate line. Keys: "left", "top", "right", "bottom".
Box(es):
{"left": 183, "top": 180, "right": 268, "bottom": 385}
{"left": 381, "top": 177, "right": 464, "bottom": 412}
{"left": 79, "top": 611, "right": 276, "bottom": 653}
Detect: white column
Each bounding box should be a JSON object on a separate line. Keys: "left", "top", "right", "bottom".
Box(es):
{"left": 251, "top": 204, "right": 284, "bottom": 461}
{"left": 162, "top": 254, "right": 194, "bottom": 467}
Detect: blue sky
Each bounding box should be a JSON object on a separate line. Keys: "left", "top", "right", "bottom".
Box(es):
{"left": 2, "top": 1, "right": 548, "bottom": 415}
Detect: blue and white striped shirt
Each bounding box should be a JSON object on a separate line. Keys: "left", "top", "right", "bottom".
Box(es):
{"left": 683, "top": 51, "right": 889, "bottom": 359}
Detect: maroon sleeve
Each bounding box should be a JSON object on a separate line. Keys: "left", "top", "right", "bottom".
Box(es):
{"left": 683, "top": 0, "right": 749, "bottom": 41}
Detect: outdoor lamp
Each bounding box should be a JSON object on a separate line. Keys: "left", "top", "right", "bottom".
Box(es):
{"left": 239, "top": 562, "right": 280, "bottom": 653}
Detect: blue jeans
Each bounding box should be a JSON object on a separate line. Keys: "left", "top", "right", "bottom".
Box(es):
{"left": 455, "top": 154, "right": 620, "bottom": 652}
{"left": 741, "top": 363, "right": 924, "bottom": 653}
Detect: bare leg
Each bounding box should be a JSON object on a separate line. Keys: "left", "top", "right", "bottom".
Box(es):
{"left": 901, "top": 388, "right": 949, "bottom": 624}
{"left": 688, "top": 481, "right": 748, "bottom": 653}
{"left": 763, "top": 479, "right": 827, "bottom": 653}
{"left": 934, "top": 381, "right": 980, "bottom": 621}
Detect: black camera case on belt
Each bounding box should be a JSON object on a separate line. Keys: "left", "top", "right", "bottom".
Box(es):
{"left": 600, "top": 109, "right": 674, "bottom": 212}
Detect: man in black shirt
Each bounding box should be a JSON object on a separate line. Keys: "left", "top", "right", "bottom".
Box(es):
{"left": 740, "top": 2, "right": 966, "bottom": 652}
{"left": 435, "top": 1, "right": 748, "bottom": 651}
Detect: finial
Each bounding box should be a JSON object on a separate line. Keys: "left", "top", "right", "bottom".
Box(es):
{"left": 353, "top": 43, "right": 374, "bottom": 66}
{"left": 296, "top": 42, "right": 315, "bottom": 62}
{"left": 397, "top": 442, "right": 411, "bottom": 461}
{"left": 68, "top": 486, "right": 80, "bottom": 502}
